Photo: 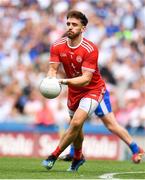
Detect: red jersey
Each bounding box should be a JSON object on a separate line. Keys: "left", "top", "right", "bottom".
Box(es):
{"left": 49, "top": 37, "right": 106, "bottom": 111}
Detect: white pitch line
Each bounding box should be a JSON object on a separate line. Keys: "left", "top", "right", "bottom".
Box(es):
{"left": 99, "top": 171, "right": 145, "bottom": 179}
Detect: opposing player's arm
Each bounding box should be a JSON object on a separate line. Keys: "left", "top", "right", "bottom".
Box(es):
{"left": 47, "top": 63, "right": 60, "bottom": 78}
{"left": 60, "top": 69, "right": 93, "bottom": 87}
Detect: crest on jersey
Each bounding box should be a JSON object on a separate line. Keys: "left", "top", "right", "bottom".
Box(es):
{"left": 76, "top": 56, "right": 82, "bottom": 63}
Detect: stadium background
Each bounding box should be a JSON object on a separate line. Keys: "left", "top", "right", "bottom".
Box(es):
{"left": 0, "top": 0, "right": 144, "bottom": 160}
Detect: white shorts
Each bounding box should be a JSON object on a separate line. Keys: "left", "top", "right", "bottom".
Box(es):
{"left": 68, "top": 98, "right": 98, "bottom": 117}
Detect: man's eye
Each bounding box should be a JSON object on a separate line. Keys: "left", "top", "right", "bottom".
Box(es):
{"left": 72, "top": 23, "right": 78, "bottom": 27}
{"left": 67, "top": 22, "right": 70, "bottom": 26}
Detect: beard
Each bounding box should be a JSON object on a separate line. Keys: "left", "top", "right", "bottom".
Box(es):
{"left": 66, "top": 31, "right": 81, "bottom": 39}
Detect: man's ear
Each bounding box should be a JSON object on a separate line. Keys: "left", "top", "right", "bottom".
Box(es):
{"left": 81, "top": 26, "right": 86, "bottom": 33}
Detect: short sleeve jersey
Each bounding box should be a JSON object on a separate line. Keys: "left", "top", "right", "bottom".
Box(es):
{"left": 49, "top": 37, "right": 106, "bottom": 111}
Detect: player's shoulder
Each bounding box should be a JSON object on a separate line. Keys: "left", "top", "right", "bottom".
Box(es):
{"left": 81, "top": 38, "right": 98, "bottom": 53}
{"left": 52, "top": 37, "right": 67, "bottom": 48}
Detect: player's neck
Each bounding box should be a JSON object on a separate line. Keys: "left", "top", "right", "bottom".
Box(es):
{"left": 67, "top": 35, "right": 83, "bottom": 48}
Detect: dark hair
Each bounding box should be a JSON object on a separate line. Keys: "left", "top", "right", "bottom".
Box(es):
{"left": 67, "top": 10, "right": 88, "bottom": 26}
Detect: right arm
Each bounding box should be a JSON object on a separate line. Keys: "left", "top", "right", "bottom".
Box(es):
{"left": 47, "top": 45, "right": 60, "bottom": 78}
{"left": 47, "top": 63, "right": 60, "bottom": 78}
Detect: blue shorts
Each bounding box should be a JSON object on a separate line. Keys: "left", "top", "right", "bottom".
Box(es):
{"left": 95, "top": 90, "right": 112, "bottom": 117}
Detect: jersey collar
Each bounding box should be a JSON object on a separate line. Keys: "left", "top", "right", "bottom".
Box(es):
{"left": 66, "top": 37, "right": 83, "bottom": 49}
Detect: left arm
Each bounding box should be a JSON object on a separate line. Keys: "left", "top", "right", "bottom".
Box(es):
{"left": 59, "top": 69, "right": 93, "bottom": 87}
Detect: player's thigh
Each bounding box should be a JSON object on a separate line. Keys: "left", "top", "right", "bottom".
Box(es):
{"left": 100, "top": 112, "right": 118, "bottom": 127}
{"left": 70, "top": 97, "right": 98, "bottom": 126}
{"left": 70, "top": 108, "right": 88, "bottom": 127}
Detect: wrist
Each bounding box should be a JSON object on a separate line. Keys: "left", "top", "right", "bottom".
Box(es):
{"left": 60, "top": 79, "right": 68, "bottom": 85}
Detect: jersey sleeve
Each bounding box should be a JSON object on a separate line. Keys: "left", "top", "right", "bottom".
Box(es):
{"left": 82, "top": 48, "right": 99, "bottom": 72}
{"left": 49, "top": 45, "right": 60, "bottom": 63}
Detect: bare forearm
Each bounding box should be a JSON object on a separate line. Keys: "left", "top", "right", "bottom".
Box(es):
{"left": 61, "top": 76, "right": 91, "bottom": 87}
{"left": 47, "top": 64, "right": 59, "bottom": 78}
{"left": 47, "top": 69, "right": 57, "bottom": 77}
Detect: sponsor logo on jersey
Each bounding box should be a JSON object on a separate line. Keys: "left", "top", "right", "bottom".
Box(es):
{"left": 60, "top": 53, "right": 67, "bottom": 57}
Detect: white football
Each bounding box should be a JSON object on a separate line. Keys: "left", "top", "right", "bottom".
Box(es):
{"left": 39, "top": 77, "right": 61, "bottom": 99}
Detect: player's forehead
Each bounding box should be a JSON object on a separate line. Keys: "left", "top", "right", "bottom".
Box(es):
{"left": 66, "top": 17, "right": 81, "bottom": 25}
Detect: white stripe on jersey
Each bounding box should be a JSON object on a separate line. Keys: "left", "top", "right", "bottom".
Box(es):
{"left": 54, "top": 39, "right": 66, "bottom": 45}
{"left": 82, "top": 66, "right": 95, "bottom": 72}
{"left": 81, "top": 43, "right": 91, "bottom": 53}
{"left": 54, "top": 40, "right": 66, "bottom": 46}
{"left": 83, "top": 40, "right": 94, "bottom": 51}
{"left": 54, "top": 37, "right": 67, "bottom": 46}
{"left": 54, "top": 37, "right": 67, "bottom": 44}
{"left": 82, "top": 42, "right": 93, "bottom": 52}
{"left": 54, "top": 41, "right": 66, "bottom": 47}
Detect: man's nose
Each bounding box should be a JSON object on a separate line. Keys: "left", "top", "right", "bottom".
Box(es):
{"left": 69, "top": 24, "right": 73, "bottom": 29}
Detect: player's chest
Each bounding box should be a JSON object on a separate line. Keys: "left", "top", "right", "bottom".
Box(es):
{"left": 59, "top": 49, "right": 84, "bottom": 66}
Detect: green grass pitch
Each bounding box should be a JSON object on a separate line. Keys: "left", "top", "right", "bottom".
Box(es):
{"left": 0, "top": 157, "right": 145, "bottom": 179}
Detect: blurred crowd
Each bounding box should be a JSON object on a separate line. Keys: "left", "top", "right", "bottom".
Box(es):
{"left": 0, "top": 0, "right": 145, "bottom": 130}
